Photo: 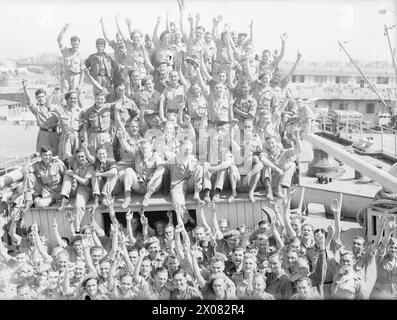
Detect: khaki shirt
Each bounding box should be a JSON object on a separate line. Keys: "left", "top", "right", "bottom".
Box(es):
{"left": 54, "top": 105, "right": 82, "bottom": 134}
{"left": 82, "top": 104, "right": 112, "bottom": 133}
{"left": 60, "top": 47, "right": 85, "bottom": 75}
{"left": 162, "top": 85, "right": 185, "bottom": 113}
{"left": 134, "top": 151, "right": 163, "bottom": 183}
{"left": 31, "top": 159, "right": 66, "bottom": 187}
{"left": 28, "top": 103, "right": 59, "bottom": 130}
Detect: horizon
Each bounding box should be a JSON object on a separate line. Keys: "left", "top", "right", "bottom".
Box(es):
{"left": 0, "top": 0, "right": 396, "bottom": 64}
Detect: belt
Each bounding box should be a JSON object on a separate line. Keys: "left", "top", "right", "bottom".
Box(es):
{"left": 89, "top": 130, "right": 109, "bottom": 133}
{"left": 40, "top": 127, "right": 57, "bottom": 132}
{"left": 215, "top": 121, "right": 229, "bottom": 126}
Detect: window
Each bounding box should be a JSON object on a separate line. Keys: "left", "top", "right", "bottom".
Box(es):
{"left": 338, "top": 103, "right": 345, "bottom": 110}
{"left": 314, "top": 75, "right": 327, "bottom": 84}
{"left": 366, "top": 103, "right": 375, "bottom": 114}
{"left": 376, "top": 77, "right": 389, "bottom": 85}
{"left": 335, "top": 76, "right": 349, "bottom": 84}
{"left": 291, "top": 75, "right": 305, "bottom": 83}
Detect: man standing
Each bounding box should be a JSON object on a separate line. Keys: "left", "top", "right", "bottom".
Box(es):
{"left": 22, "top": 80, "right": 59, "bottom": 155}
{"left": 85, "top": 38, "right": 120, "bottom": 102}
{"left": 81, "top": 91, "right": 114, "bottom": 160}
{"left": 57, "top": 23, "right": 85, "bottom": 93}
{"left": 53, "top": 91, "right": 83, "bottom": 161}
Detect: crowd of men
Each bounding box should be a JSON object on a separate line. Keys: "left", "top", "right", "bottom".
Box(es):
{"left": 0, "top": 0, "right": 396, "bottom": 300}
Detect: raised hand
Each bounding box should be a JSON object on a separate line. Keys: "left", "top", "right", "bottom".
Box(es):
{"left": 280, "top": 32, "right": 288, "bottom": 42}
{"left": 64, "top": 23, "right": 72, "bottom": 29}
{"left": 139, "top": 247, "right": 149, "bottom": 257}
{"left": 175, "top": 224, "right": 184, "bottom": 234}
{"left": 10, "top": 208, "right": 20, "bottom": 222}
{"left": 297, "top": 50, "right": 302, "bottom": 61}
{"left": 249, "top": 20, "right": 253, "bottom": 29}
{"left": 125, "top": 17, "right": 132, "bottom": 26}
{"left": 187, "top": 14, "right": 194, "bottom": 24}
{"left": 100, "top": 17, "right": 105, "bottom": 25}
{"left": 157, "top": 16, "right": 162, "bottom": 24}
{"left": 51, "top": 218, "right": 58, "bottom": 231}
{"left": 126, "top": 209, "right": 133, "bottom": 221}
{"left": 22, "top": 79, "right": 28, "bottom": 88}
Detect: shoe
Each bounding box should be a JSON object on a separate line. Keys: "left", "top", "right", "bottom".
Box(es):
{"left": 121, "top": 192, "right": 131, "bottom": 209}
{"left": 248, "top": 193, "right": 256, "bottom": 203}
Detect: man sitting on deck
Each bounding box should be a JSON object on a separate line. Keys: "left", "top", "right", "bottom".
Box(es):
{"left": 259, "top": 128, "right": 301, "bottom": 200}
{"left": 58, "top": 148, "right": 94, "bottom": 233}
{"left": 22, "top": 146, "right": 66, "bottom": 212}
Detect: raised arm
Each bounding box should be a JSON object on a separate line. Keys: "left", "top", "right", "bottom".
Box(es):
{"left": 330, "top": 193, "right": 343, "bottom": 246}
{"left": 159, "top": 93, "right": 166, "bottom": 123}
{"left": 178, "top": 4, "right": 188, "bottom": 43}
{"left": 51, "top": 219, "right": 68, "bottom": 248}
{"left": 212, "top": 16, "right": 222, "bottom": 42}
{"left": 115, "top": 14, "right": 129, "bottom": 42}
{"left": 21, "top": 80, "right": 36, "bottom": 114}
{"left": 165, "top": 7, "right": 171, "bottom": 32}
{"left": 194, "top": 13, "right": 200, "bottom": 32}
{"left": 174, "top": 224, "right": 186, "bottom": 261}
{"left": 125, "top": 210, "right": 137, "bottom": 246}
{"left": 57, "top": 23, "right": 71, "bottom": 50}
{"left": 153, "top": 16, "right": 162, "bottom": 48}
{"left": 100, "top": 17, "right": 113, "bottom": 44}
{"left": 8, "top": 210, "right": 22, "bottom": 245}
{"left": 273, "top": 33, "right": 288, "bottom": 68}
{"left": 245, "top": 57, "right": 257, "bottom": 82}
{"left": 281, "top": 194, "right": 297, "bottom": 239}
{"left": 189, "top": 249, "right": 207, "bottom": 288}
{"left": 31, "top": 221, "right": 53, "bottom": 263}
{"left": 195, "top": 66, "right": 210, "bottom": 97}
{"left": 187, "top": 14, "right": 194, "bottom": 42}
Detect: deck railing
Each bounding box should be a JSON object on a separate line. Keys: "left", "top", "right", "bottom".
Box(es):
{"left": 316, "top": 115, "right": 397, "bottom": 157}
{"left": 0, "top": 155, "right": 31, "bottom": 176}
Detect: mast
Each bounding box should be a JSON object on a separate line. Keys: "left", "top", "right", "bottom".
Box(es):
{"left": 338, "top": 41, "right": 388, "bottom": 112}
{"left": 384, "top": 24, "right": 397, "bottom": 80}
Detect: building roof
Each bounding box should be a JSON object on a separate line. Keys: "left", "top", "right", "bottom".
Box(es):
{"left": 291, "top": 66, "right": 395, "bottom": 78}
{"left": 0, "top": 99, "right": 20, "bottom": 106}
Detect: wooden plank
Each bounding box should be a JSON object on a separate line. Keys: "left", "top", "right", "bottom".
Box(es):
{"left": 227, "top": 201, "right": 238, "bottom": 229}
{"left": 45, "top": 210, "right": 54, "bottom": 248}
{"left": 235, "top": 201, "right": 245, "bottom": 228}
{"left": 244, "top": 200, "right": 254, "bottom": 230}
{"left": 252, "top": 200, "right": 263, "bottom": 227}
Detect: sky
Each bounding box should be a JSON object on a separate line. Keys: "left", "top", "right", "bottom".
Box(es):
{"left": 0, "top": 0, "right": 396, "bottom": 63}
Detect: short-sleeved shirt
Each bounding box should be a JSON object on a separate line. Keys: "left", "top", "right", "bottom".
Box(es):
{"left": 233, "top": 95, "right": 257, "bottom": 121}
{"left": 162, "top": 85, "right": 185, "bottom": 113}
{"left": 31, "top": 159, "right": 66, "bottom": 187}
{"left": 125, "top": 42, "right": 147, "bottom": 76}
{"left": 108, "top": 40, "right": 127, "bottom": 66}
{"left": 28, "top": 103, "right": 59, "bottom": 130}
{"left": 93, "top": 159, "right": 118, "bottom": 173}
{"left": 111, "top": 99, "right": 138, "bottom": 127}
{"left": 134, "top": 151, "right": 163, "bottom": 182}
{"left": 60, "top": 47, "right": 85, "bottom": 75}
{"left": 251, "top": 82, "right": 278, "bottom": 115}
{"left": 53, "top": 105, "right": 82, "bottom": 134}
{"left": 83, "top": 104, "right": 112, "bottom": 133}
{"left": 118, "top": 134, "right": 142, "bottom": 167}
{"left": 208, "top": 95, "right": 230, "bottom": 124}
{"left": 168, "top": 154, "right": 199, "bottom": 187}
{"left": 69, "top": 157, "right": 94, "bottom": 180}
{"left": 187, "top": 94, "right": 208, "bottom": 120}
{"left": 262, "top": 147, "right": 296, "bottom": 171}
{"left": 138, "top": 90, "right": 161, "bottom": 116}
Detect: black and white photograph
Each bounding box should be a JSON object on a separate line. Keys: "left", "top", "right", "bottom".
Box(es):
{"left": 0, "top": 0, "right": 396, "bottom": 302}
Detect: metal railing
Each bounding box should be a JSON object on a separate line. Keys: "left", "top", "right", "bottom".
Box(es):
{"left": 0, "top": 155, "right": 31, "bottom": 176}
{"left": 316, "top": 115, "right": 397, "bottom": 157}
